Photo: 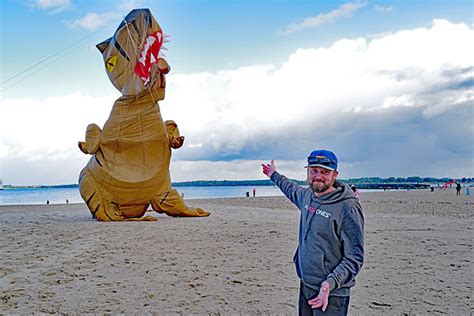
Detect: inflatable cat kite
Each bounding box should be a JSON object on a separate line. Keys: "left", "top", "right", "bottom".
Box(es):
{"left": 78, "top": 9, "right": 209, "bottom": 221}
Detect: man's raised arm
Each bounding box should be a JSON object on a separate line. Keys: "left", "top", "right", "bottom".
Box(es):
{"left": 262, "top": 160, "right": 306, "bottom": 208}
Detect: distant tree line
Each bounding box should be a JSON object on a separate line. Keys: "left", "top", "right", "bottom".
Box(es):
{"left": 172, "top": 177, "right": 473, "bottom": 187}
{"left": 3, "top": 177, "right": 473, "bottom": 189}
{"left": 172, "top": 180, "right": 276, "bottom": 187}
{"left": 342, "top": 177, "right": 473, "bottom": 184}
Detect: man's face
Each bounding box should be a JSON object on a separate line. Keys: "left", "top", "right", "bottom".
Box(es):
{"left": 307, "top": 166, "right": 338, "bottom": 194}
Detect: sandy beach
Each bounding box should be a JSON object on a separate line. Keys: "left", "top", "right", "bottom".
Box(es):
{"left": 0, "top": 189, "right": 472, "bottom": 315}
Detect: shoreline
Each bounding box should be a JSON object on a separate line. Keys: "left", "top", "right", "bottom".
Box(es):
{"left": 1, "top": 191, "right": 472, "bottom": 314}
{"left": 2, "top": 187, "right": 472, "bottom": 207}
{"left": 1, "top": 188, "right": 472, "bottom": 208}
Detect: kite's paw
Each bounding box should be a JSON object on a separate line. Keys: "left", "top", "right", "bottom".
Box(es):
{"left": 165, "top": 120, "right": 185, "bottom": 149}
{"left": 192, "top": 207, "right": 210, "bottom": 217}
{"left": 78, "top": 124, "right": 102, "bottom": 154}
{"left": 150, "top": 189, "right": 210, "bottom": 218}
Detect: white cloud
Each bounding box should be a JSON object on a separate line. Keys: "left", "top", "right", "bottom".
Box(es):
{"left": 162, "top": 19, "right": 473, "bottom": 177}
{"left": 30, "top": 0, "right": 70, "bottom": 13}
{"left": 374, "top": 4, "right": 393, "bottom": 12}
{"left": 162, "top": 20, "right": 472, "bottom": 156}
{"left": 118, "top": 0, "right": 145, "bottom": 12}
{"left": 2, "top": 19, "right": 473, "bottom": 185}
{"left": 64, "top": 1, "right": 142, "bottom": 31}
{"left": 66, "top": 12, "right": 121, "bottom": 30}
{"left": 281, "top": 1, "right": 368, "bottom": 35}
{"left": 1, "top": 93, "right": 115, "bottom": 161}
{"left": 382, "top": 94, "right": 423, "bottom": 109}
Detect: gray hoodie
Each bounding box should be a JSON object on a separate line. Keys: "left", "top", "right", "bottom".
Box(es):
{"left": 271, "top": 172, "right": 364, "bottom": 297}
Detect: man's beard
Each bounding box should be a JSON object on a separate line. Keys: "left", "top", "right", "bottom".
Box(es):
{"left": 309, "top": 179, "right": 334, "bottom": 193}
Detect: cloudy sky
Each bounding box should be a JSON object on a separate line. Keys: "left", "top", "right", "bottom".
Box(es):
{"left": 1, "top": 0, "right": 473, "bottom": 185}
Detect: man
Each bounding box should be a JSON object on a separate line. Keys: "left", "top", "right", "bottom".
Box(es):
{"left": 262, "top": 150, "right": 364, "bottom": 315}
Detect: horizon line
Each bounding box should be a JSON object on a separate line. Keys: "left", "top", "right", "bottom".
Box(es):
{"left": 3, "top": 176, "right": 474, "bottom": 188}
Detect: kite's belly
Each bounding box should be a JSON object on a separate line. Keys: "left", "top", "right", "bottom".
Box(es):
{"left": 88, "top": 118, "right": 172, "bottom": 205}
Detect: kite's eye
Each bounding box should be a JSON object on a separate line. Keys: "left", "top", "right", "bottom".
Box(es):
{"left": 106, "top": 56, "right": 117, "bottom": 72}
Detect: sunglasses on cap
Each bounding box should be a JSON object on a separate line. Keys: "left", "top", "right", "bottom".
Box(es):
{"left": 307, "top": 156, "right": 336, "bottom": 166}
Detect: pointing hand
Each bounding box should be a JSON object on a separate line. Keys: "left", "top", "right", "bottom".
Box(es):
{"left": 261, "top": 160, "right": 276, "bottom": 178}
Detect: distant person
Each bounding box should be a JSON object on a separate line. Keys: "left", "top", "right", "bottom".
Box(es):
{"left": 262, "top": 149, "right": 364, "bottom": 315}
{"left": 456, "top": 182, "right": 462, "bottom": 195}
{"left": 66, "top": 199, "right": 69, "bottom": 204}
{"left": 253, "top": 188, "right": 256, "bottom": 197}
{"left": 430, "top": 185, "right": 434, "bottom": 192}
{"left": 351, "top": 185, "right": 360, "bottom": 201}
{"left": 46, "top": 200, "right": 49, "bottom": 205}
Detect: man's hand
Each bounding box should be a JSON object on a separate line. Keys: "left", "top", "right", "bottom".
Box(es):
{"left": 308, "top": 281, "right": 330, "bottom": 311}
{"left": 261, "top": 160, "right": 276, "bottom": 178}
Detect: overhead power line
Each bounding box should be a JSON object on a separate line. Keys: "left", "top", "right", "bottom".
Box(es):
{"left": 1, "top": 23, "right": 113, "bottom": 93}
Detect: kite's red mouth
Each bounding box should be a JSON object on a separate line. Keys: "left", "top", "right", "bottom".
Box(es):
{"left": 134, "top": 30, "right": 164, "bottom": 84}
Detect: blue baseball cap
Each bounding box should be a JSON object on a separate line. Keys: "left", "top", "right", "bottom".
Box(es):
{"left": 306, "top": 149, "right": 338, "bottom": 171}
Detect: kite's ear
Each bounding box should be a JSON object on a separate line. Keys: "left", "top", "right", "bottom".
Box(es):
{"left": 96, "top": 38, "right": 111, "bottom": 54}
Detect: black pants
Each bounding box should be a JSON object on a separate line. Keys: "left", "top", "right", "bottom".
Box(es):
{"left": 299, "top": 282, "right": 350, "bottom": 316}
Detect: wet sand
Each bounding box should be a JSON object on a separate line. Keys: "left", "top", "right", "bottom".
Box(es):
{"left": 0, "top": 189, "right": 472, "bottom": 314}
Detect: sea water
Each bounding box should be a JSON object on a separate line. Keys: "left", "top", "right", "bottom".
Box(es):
{"left": 0, "top": 186, "right": 284, "bottom": 205}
